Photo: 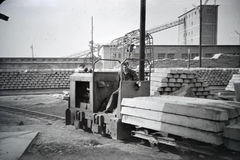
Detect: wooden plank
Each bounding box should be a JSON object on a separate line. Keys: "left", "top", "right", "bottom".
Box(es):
{"left": 122, "top": 115, "right": 223, "bottom": 145}
{"left": 121, "top": 98, "right": 228, "bottom": 121}
{"left": 121, "top": 106, "right": 225, "bottom": 132}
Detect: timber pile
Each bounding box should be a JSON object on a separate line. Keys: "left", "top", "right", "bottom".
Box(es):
{"left": 121, "top": 95, "right": 240, "bottom": 148}
{"left": 225, "top": 73, "right": 240, "bottom": 91}
{"left": 151, "top": 68, "right": 216, "bottom": 99}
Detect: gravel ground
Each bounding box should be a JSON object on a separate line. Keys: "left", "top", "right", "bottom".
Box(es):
{"left": 0, "top": 92, "right": 184, "bottom": 160}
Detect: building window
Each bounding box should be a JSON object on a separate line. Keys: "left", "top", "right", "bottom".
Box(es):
{"left": 192, "top": 53, "right": 199, "bottom": 59}
{"left": 205, "top": 53, "right": 213, "bottom": 58}
{"left": 207, "top": 9, "right": 212, "bottom": 13}
{"left": 191, "top": 22, "right": 193, "bottom": 26}
{"left": 167, "top": 54, "right": 175, "bottom": 59}
{"left": 112, "top": 53, "right": 116, "bottom": 58}
{"left": 182, "top": 53, "right": 188, "bottom": 59}
{"left": 118, "top": 53, "right": 121, "bottom": 58}
{"left": 158, "top": 53, "right": 165, "bottom": 59}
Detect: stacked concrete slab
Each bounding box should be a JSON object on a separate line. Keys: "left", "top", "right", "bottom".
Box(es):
{"left": 223, "top": 123, "right": 240, "bottom": 151}
{"left": 153, "top": 54, "right": 239, "bottom": 68}
{"left": 0, "top": 69, "right": 74, "bottom": 90}
{"left": 197, "top": 68, "right": 239, "bottom": 86}
{"left": 121, "top": 95, "right": 240, "bottom": 148}
{"left": 225, "top": 72, "right": 240, "bottom": 91}
{"left": 151, "top": 68, "right": 216, "bottom": 99}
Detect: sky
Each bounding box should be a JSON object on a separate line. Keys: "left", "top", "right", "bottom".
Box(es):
{"left": 0, "top": 0, "right": 239, "bottom": 58}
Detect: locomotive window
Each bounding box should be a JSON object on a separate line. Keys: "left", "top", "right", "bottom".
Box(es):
{"left": 76, "top": 81, "right": 90, "bottom": 108}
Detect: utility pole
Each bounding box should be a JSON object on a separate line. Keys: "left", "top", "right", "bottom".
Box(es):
{"left": 235, "top": 30, "right": 240, "bottom": 45}
{"left": 91, "top": 17, "right": 94, "bottom": 67}
{"left": 31, "top": 44, "right": 34, "bottom": 58}
{"left": 139, "top": 0, "right": 146, "bottom": 81}
{"left": 199, "top": 0, "right": 202, "bottom": 67}
{"left": 235, "top": 30, "right": 240, "bottom": 67}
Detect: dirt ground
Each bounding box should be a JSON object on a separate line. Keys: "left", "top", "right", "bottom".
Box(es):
{"left": 0, "top": 91, "right": 185, "bottom": 160}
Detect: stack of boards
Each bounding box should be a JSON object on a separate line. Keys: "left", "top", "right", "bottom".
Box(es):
{"left": 121, "top": 95, "right": 240, "bottom": 151}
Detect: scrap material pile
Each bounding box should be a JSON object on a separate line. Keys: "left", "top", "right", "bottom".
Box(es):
{"left": 121, "top": 95, "right": 240, "bottom": 151}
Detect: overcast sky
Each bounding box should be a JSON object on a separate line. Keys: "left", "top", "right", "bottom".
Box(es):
{"left": 0, "top": 0, "right": 239, "bottom": 58}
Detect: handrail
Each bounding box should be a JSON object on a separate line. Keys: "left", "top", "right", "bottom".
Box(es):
{"left": 93, "top": 59, "right": 121, "bottom": 71}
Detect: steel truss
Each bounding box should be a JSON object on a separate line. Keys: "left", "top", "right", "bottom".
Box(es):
{"left": 110, "top": 29, "right": 154, "bottom": 67}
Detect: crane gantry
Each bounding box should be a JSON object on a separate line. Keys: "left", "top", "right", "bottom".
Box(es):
{"left": 68, "top": 17, "right": 185, "bottom": 59}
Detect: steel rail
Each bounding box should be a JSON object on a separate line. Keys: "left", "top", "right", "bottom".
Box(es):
{"left": 0, "top": 105, "right": 65, "bottom": 121}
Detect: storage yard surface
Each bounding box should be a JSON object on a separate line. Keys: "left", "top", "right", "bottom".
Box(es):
{"left": 0, "top": 67, "right": 239, "bottom": 159}
{"left": 0, "top": 91, "right": 239, "bottom": 159}
{"left": 0, "top": 93, "right": 183, "bottom": 160}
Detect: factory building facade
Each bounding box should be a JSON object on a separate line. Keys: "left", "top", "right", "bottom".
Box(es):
{"left": 99, "top": 45, "right": 240, "bottom": 60}
{"left": 178, "top": 5, "right": 218, "bottom": 45}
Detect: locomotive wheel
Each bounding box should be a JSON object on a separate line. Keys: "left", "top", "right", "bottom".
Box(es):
{"left": 101, "top": 130, "right": 107, "bottom": 137}
{"left": 157, "top": 143, "right": 166, "bottom": 152}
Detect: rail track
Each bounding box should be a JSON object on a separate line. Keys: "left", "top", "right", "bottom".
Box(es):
{"left": 1, "top": 105, "right": 239, "bottom": 160}
{"left": 0, "top": 105, "right": 65, "bottom": 122}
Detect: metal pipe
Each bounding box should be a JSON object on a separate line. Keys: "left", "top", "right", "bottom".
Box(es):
{"left": 139, "top": 0, "right": 146, "bottom": 81}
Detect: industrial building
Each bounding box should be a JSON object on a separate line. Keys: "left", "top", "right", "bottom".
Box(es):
{"left": 178, "top": 5, "right": 218, "bottom": 45}
{"left": 97, "top": 4, "right": 239, "bottom": 64}
{"left": 98, "top": 44, "right": 240, "bottom": 60}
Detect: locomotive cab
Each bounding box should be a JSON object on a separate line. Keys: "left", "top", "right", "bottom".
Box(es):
{"left": 65, "top": 59, "right": 150, "bottom": 140}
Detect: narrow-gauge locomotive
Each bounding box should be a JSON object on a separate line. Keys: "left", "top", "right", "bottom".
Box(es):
{"left": 65, "top": 59, "right": 150, "bottom": 140}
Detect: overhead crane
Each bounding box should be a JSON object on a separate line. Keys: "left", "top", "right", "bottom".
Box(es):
{"left": 68, "top": 17, "right": 185, "bottom": 59}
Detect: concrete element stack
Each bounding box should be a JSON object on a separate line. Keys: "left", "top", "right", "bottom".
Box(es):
{"left": 151, "top": 68, "right": 215, "bottom": 99}
{"left": 151, "top": 68, "right": 240, "bottom": 98}
{"left": 225, "top": 72, "right": 240, "bottom": 91}
{"left": 223, "top": 123, "right": 240, "bottom": 151}
{"left": 121, "top": 95, "right": 240, "bottom": 148}
{"left": 0, "top": 69, "right": 74, "bottom": 90}
{"left": 153, "top": 54, "right": 239, "bottom": 68}
{"left": 197, "top": 68, "right": 239, "bottom": 86}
